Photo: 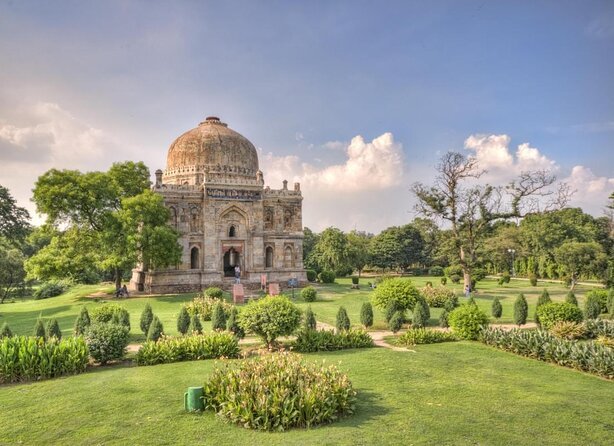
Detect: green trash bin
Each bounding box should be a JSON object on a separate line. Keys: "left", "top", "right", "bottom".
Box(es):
{"left": 184, "top": 386, "right": 204, "bottom": 412}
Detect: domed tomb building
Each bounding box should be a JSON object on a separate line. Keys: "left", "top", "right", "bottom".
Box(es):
{"left": 130, "top": 117, "right": 306, "bottom": 293}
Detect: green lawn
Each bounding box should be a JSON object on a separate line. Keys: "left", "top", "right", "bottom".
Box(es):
{"left": 293, "top": 277, "right": 603, "bottom": 328}
{"left": 0, "top": 277, "right": 605, "bottom": 340}
{"left": 1, "top": 344, "right": 612, "bottom": 445}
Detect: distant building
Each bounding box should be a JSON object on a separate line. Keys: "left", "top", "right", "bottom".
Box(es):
{"left": 130, "top": 116, "right": 306, "bottom": 293}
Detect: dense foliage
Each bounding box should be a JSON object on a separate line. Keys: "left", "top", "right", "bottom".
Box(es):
{"left": 184, "top": 296, "right": 233, "bottom": 321}
{"left": 202, "top": 352, "right": 357, "bottom": 430}
{"left": 412, "top": 299, "right": 430, "bottom": 328}
{"left": 372, "top": 278, "right": 420, "bottom": 312}
{"left": 536, "top": 302, "right": 584, "bottom": 330}
{"left": 91, "top": 304, "right": 130, "bottom": 330}
{"left": 318, "top": 270, "right": 336, "bottom": 283}
{"left": 177, "top": 306, "right": 190, "bottom": 335}
{"left": 211, "top": 302, "right": 227, "bottom": 331}
{"left": 549, "top": 321, "right": 585, "bottom": 340}
{"left": 292, "top": 328, "right": 374, "bottom": 352}
{"left": 513, "top": 294, "right": 528, "bottom": 326}
{"left": 336, "top": 306, "right": 351, "bottom": 331}
{"left": 226, "top": 307, "right": 244, "bottom": 339}
{"left": 33, "top": 280, "right": 71, "bottom": 300}
{"left": 85, "top": 323, "right": 129, "bottom": 364}
{"left": 491, "top": 297, "right": 502, "bottom": 318}
{"left": 73, "top": 307, "right": 91, "bottom": 336}
{"left": 238, "top": 296, "right": 302, "bottom": 347}
{"left": 481, "top": 328, "right": 613, "bottom": 379}
{"left": 584, "top": 293, "right": 602, "bottom": 319}
{"left": 303, "top": 306, "right": 317, "bottom": 330}
{"left": 300, "top": 286, "right": 317, "bottom": 302}
{"left": 140, "top": 303, "right": 154, "bottom": 335}
{"left": 396, "top": 328, "right": 457, "bottom": 346}
{"left": 135, "top": 332, "right": 240, "bottom": 366}
{"left": 448, "top": 304, "right": 489, "bottom": 340}
{"left": 203, "top": 287, "right": 224, "bottom": 299}
{"left": 420, "top": 286, "right": 455, "bottom": 307}
{"left": 147, "top": 316, "right": 164, "bottom": 341}
{"left": 0, "top": 336, "right": 88, "bottom": 383}
{"left": 360, "top": 302, "right": 374, "bottom": 328}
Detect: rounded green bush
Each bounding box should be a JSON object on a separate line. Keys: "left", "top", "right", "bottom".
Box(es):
{"left": 421, "top": 286, "right": 455, "bottom": 307}
{"left": 301, "top": 286, "right": 317, "bottom": 302}
{"left": 536, "top": 302, "right": 584, "bottom": 330}
{"left": 85, "top": 323, "right": 129, "bottom": 364}
{"left": 202, "top": 352, "right": 356, "bottom": 431}
{"left": 529, "top": 274, "right": 538, "bottom": 286}
{"left": 585, "top": 289, "right": 608, "bottom": 313}
{"left": 448, "top": 304, "right": 489, "bottom": 340}
{"left": 450, "top": 274, "right": 461, "bottom": 284}
{"left": 318, "top": 270, "right": 336, "bottom": 284}
{"left": 388, "top": 311, "right": 403, "bottom": 333}
{"left": 372, "top": 278, "right": 420, "bottom": 313}
{"left": 428, "top": 266, "right": 444, "bottom": 276}
{"left": 238, "top": 295, "right": 302, "bottom": 347}
{"left": 91, "top": 304, "right": 130, "bottom": 330}
{"left": 204, "top": 287, "right": 224, "bottom": 299}
{"left": 306, "top": 270, "right": 317, "bottom": 282}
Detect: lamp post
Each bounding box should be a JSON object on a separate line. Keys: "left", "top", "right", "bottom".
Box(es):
{"left": 507, "top": 248, "right": 516, "bottom": 277}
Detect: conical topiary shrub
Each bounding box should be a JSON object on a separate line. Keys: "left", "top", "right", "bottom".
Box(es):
{"left": 491, "top": 297, "right": 502, "bottom": 319}
{"left": 565, "top": 291, "right": 578, "bottom": 306}
{"left": 336, "top": 306, "right": 350, "bottom": 332}
{"left": 513, "top": 294, "right": 528, "bottom": 326}
{"left": 535, "top": 289, "right": 552, "bottom": 325}
{"left": 74, "top": 307, "right": 91, "bottom": 336}
{"left": 33, "top": 318, "right": 46, "bottom": 339}
{"left": 46, "top": 318, "right": 62, "bottom": 340}
{"left": 439, "top": 309, "right": 449, "bottom": 328}
{"left": 412, "top": 299, "right": 430, "bottom": 328}
{"left": 190, "top": 314, "right": 203, "bottom": 334}
{"left": 360, "top": 302, "right": 374, "bottom": 329}
{"left": 211, "top": 302, "right": 227, "bottom": 331}
{"left": 304, "top": 306, "right": 317, "bottom": 330}
{"left": 0, "top": 322, "right": 12, "bottom": 338}
{"left": 585, "top": 294, "right": 602, "bottom": 320}
{"left": 226, "top": 307, "right": 245, "bottom": 339}
{"left": 140, "top": 303, "right": 154, "bottom": 335}
{"left": 147, "top": 316, "right": 164, "bottom": 342}
{"left": 389, "top": 311, "right": 403, "bottom": 333}
{"left": 177, "top": 306, "right": 190, "bottom": 335}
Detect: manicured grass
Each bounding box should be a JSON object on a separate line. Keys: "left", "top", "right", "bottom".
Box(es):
{"left": 0, "top": 344, "right": 612, "bottom": 445}
{"left": 0, "top": 285, "right": 206, "bottom": 342}
{"left": 1, "top": 278, "right": 605, "bottom": 340}
{"left": 292, "top": 277, "right": 604, "bottom": 328}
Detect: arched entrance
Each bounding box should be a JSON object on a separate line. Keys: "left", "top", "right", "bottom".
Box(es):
{"left": 223, "top": 248, "right": 240, "bottom": 277}
{"left": 190, "top": 247, "right": 199, "bottom": 269}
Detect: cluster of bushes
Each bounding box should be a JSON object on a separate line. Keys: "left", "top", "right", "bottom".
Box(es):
{"left": 420, "top": 286, "right": 456, "bottom": 307}
{"left": 202, "top": 352, "right": 357, "bottom": 431}
{"left": 396, "top": 328, "right": 457, "bottom": 346}
{"left": 184, "top": 296, "right": 233, "bottom": 321}
{"left": 292, "top": 328, "right": 373, "bottom": 352}
{"left": 428, "top": 266, "right": 444, "bottom": 277}
{"left": 536, "top": 302, "right": 583, "bottom": 330}
{"left": 301, "top": 286, "right": 317, "bottom": 302}
{"left": 91, "top": 303, "right": 130, "bottom": 329}
{"left": 318, "top": 270, "right": 336, "bottom": 284}
{"left": 481, "top": 327, "right": 613, "bottom": 379}
{"left": 33, "top": 280, "right": 72, "bottom": 300}
{"left": 135, "top": 332, "right": 240, "bottom": 366}
{"left": 0, "top": 336, "right": 88, "bottom": 383}
{"left": 30, "top": 317, "right": 62, "bottom": 340}
{"left": 84, "top": 322, "right": 130, "bottom": 364}
{"left": 203, "top": 287, "right": 224, "bottom": 299}
{"left": 585, "top": 289, "right": 612, "bottom": 317}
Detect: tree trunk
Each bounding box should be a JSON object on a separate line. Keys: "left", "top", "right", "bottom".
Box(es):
{"left": 115, "top": 268, "right": 122, "bottom": 289}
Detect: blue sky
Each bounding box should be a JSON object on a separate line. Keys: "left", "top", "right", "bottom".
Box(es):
{"left": 0, "top": 0, "right": 612, "bottom": 231}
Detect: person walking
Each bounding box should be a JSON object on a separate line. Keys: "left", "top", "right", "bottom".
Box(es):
{"left": 234, "top": 265, "right": 241, "bottom": 284}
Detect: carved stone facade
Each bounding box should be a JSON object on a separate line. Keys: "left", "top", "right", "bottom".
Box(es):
{"left": 130, "top": 117, "right": 306, "bottom": 293}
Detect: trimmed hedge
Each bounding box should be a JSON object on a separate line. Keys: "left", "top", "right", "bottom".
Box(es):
{"left": 184, "top": 297, "right": 233, "bottom": 321}
{"left": 135, "top": 332, "right": 240, "bottom": 366}
{"left": 306, "top": 270, "right": 317, "bottom": 282}
{"left": 91, "top": 304, "right": 130, "bottom": 330}
{"left": 372, "top": 278, "right": 420, "bottom": 312}
{"left": 301, "top": 286, "right": 317, "bottom": 302}
{"left": 396, "top": 328, "right": 457, "bottom": 346}
{"left": 536, "top": 302, "right": 583, "bottom": 330}
{"left": 204, "top": 287, "right": 224, "bottom": 299}
{"left": 292, "top": 328, "right": 374, "bottom": 352}
{"left": 318, "top": 270, "right": 336, "bottom": 283}
{"left": 85, "top": 323, "right": 129, "bottom": 364}
{"left": 585, "top": 289, "right": 608, "bottom": 314}
{"left": 0, "top": 336, "right": 88, "bottom": 383}
{"left": 33, "top": 280, "right": 71, "bottom": 300}
{"left": 420, "top": 286, "right": 455, "bottom": 307}
{"left": 448, "top": 304, "right": 489, "bottom": 340}
{"left": 481, "top": 327, "right": 613, "bottom": 379}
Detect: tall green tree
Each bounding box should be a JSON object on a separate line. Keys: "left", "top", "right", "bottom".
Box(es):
{"left": 554, "top": 241, "right": 607, "bottom": 290}
{"left": 0, "top": 242, "right": 26, "bottom": 303}
{"left": 0, "top": 184, "right": 31, "bottom": 244}
{"left": 346, "top": 230, "right": 371, "bottom": 277}
{"left": 309, "top": 227, "right": 350, "bottom": 274}
{"left": 30, "top": 162, "right": 181, "bottom": 287}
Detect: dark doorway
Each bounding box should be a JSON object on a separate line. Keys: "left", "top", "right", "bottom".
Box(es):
{"left": 265, "top": 246, "right": 274, "bottom": 268}
{"left": 229, "top": 225, "right": 236, "bottom": 237}
{"left": 190, "top": 247, "right": 199, "bottom": 269}
{"left": 223, "top": 248, "right": 239, "bottom": 277}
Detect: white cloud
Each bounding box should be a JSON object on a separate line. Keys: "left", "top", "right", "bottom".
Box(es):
{"left": 564, "top": 166, "right": 614, "bottom": 213}
{"left": 259, "top": 132, "right": 407, "bottom": 231}
{"left": 0, "top": 102, "right": 126, "bottom": 224}
{"left": 464, "top": 133, "right": 557, "bottom": 183}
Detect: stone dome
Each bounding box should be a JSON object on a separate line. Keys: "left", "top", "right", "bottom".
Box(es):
{"left": 163, "top": 117, "right": 259, "bottom": 184}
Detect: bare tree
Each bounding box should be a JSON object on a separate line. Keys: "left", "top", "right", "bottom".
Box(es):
{"left": 412, "top": 151, "right": 568, "bottom": 288}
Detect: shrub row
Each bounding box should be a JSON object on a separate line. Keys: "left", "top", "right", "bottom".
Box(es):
{"left": 135, "top": 332, "right": 240, "bottom": 366}
{"left": 0, "top": 336, "right": 88, "bottom": 383}
{"left": 396, "top": 328, "right": 457, "bottom": 346}
{"left": 481, "top": 327, "right": 613, "bottom": 379}
{"left": 292, "top": 328, "right": 374, "bottom": 352}
{"left": 202, "top": 351, "right": 356, "bottom": 431}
